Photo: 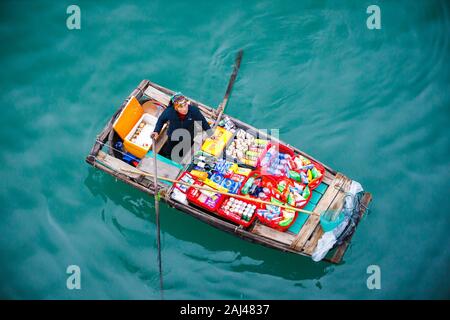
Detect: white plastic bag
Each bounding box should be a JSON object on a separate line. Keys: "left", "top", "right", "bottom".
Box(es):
{"left": 311, "top": 180, "right": 363, "bottom": 262}
{"left": 312, "top": 217, "right": 349, "bottom": 262}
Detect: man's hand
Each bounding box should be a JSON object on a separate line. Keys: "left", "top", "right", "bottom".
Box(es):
{"left": 151, "top": 132, "right": 159, "bottom": 140}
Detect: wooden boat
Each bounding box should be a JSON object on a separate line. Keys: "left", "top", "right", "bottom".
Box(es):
{"left": 85, "top": 79, "right": 372, "bottom": 264}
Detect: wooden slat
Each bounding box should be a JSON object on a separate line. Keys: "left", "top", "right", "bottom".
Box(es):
{"left": 145, "top": 82, "right": 217, "bottom": 119}
{"left": 97, "top": 151, "right": 142, "bottom": 179}
{"left": 323, "top": 170, "right": 335, "bottom": 185}
{"left": 290, "top": 215, "right": 320, "bottom": 248}
{"left": 96, "top": 151, "right": 170, "bottom": 188}
{"left": 329, "top": 242, "right": 349, "bottom": 263}
{"left": 252, "top": 222, "right": 295, "bottom": 245}
{"left": 154, "top": 123, "right": 169, "bottom": 154}
{"left": 313, "top": 173, "right": 347, "bottom": 214}
{"left": 302, "top": 228, "right": 323, "bottom": 255}
{"left": 137, "top": 156, "right": 182, "bottom": 183}
{"left": 329, "top": 192, "right": 372, "bottom": 263}
{"left": 290, "top": 173, "right": 346, "bottom": 250}
{"left": 144, "top": 85, "right": 171, "bottom": 106}
{"left": 302, "top": 176, "right": 352, "bottom": 255}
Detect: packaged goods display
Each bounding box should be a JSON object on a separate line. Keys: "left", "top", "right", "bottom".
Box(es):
{"left": 172, "top": 126, "right": 325, "bottom": 231}
{"left": 217, "top": 116, "right": 237, "bottom": 132}
{"left": 186, "top": 180, "right": 224, "bottom": 212}
{"left": 226, "top": 129, "right": 269, "bottom": 167}
{"left": 237, "top": 171, "right": 299, "bottom": 231}
{"left": 258, "top": 143, "right": 325, "bottom": 190}
{"left": 217, "top": 197, "right": 258, "bottom": 227}
{"left": 201, "top": 126, "right": 234, "bottom": 157}
{"left": 171, "top": 172, "right": 197, "bottom": 205}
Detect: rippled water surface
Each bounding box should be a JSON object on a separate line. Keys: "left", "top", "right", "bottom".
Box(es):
{"left": 0, "top": 0, "right": 449, "bottom": 299}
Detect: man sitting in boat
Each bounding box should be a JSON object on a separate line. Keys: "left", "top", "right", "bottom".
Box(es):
{"left": 151, "top": 93, "right": 214, "bottom": 161}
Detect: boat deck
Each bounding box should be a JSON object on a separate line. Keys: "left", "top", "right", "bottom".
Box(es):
{"left": 86, "top": 80, "right": 372, "bottom": 264}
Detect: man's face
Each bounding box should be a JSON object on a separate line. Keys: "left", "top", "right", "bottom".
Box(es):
{"left": 175, "top": 99, "right": 189, "bottom": 115}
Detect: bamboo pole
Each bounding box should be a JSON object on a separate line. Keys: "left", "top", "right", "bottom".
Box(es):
{"left": 120, "top": 167, "right": 320, "bottom": 216}
{"left": 212, "top": 50, "right": 244, "bottom": 131}
{"left": 152, "top": 139, "right": 163, "bottom": 299}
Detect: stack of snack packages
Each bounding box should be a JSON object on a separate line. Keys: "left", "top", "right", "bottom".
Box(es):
{"left": 190, "top": 153, "right": 251, "bottom": 193}
{"left": 184, "top": 152, "right": 253, "bottom": 218}
{"left": 227, "top": 129, "right": 268, "bottom": 167}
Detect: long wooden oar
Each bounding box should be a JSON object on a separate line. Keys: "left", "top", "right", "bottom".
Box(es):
{"left": 152, "top": 139, "right": 163, "bottom": 299}
{"left": 212, "top": 50, "right": 244, "bottom": 130}
{"left": 120, "top": 167, "right": 320, "bottom": 216}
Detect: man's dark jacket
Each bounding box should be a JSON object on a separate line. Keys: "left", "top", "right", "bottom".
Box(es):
{"left": 153, "top": 102, "right": 213, "bottom": 142}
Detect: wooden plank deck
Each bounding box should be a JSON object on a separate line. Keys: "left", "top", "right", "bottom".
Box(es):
{"left": 251, "top": 222, "right": 295, "bottom": 245}
{"left": 290, "top": 173, "right": 347, "bottom": 251}
{"left": 247, "top": 170, "right": 350, "bottom": 254}
{"left": 96, "top": 151, "right": 171, "bottom": 188}
{"left": 97, "top": 151, "right": 142, "bottom": 179}
{"left": 144, "top": 85, "right": 172, "bottom": 106}
{"left": 302, "top": 176, "right": 352, "bottom": 255}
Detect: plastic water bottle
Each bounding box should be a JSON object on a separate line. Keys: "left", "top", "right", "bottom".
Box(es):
{"left": 260, "top": 151, "right": 272, "bottom": 167}
{"left": 262, "top": 146, "right": 277, "bottom": 167}
{"left": 241, "top": 177, "right": 254, "bottom": 195}
{"left": 300, "top": 171, "right": 309, "bottom": 184}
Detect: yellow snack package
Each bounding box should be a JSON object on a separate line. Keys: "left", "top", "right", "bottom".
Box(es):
{"left": 202, "top": 127, "right": 233, "bottom": 157}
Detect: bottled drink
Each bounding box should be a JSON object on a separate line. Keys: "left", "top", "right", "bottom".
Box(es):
{"left": 260, "top": 153, "right": 271, "bottom": 167}
{"left": 241, "top": 177, "right": 254, "bottom": 195}
{"left": 260, "top": 146, "right": 276, "bottom": 167}
{"left": 300, "top": 171, "right": 309, "bottom": 184}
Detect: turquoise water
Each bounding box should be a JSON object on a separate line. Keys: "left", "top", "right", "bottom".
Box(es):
{"left": 1, "top": 0, "right": 449, "bottom": 299}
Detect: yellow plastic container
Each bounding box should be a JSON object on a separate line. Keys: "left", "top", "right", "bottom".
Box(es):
{"left": 201, "top": 127, "right": 233, "bottom": 157}
{"left": 113, "top": 96, "right": 158, "bottom": 159}
{"left": 113, "top": 96, "right": 143, "bottom": 140}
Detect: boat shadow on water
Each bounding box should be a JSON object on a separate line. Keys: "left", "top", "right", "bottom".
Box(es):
{"left": 84, "top": 167, "right": 331, "bottom": 282}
